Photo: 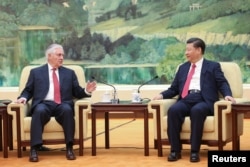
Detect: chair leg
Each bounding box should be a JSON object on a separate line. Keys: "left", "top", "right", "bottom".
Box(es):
{"left": 8, "top": 115, "right": 13, "bottom": 150}
{"left": 0, "top": 115, "right": 2, "bottom": 151}
{"left": 17, "top": 145, "right": 22, "bottom": 158}
{"left": 158, "top": 141, "right": 163, "bottom": 157}
{"left": 154, "top": 139, "right": 158, "bottom": 149}
{"left": 218, "top": 143, "right": 223, "bottom": 150}
{"left": 79, "top": 142, "right": 83, "bottom": 156}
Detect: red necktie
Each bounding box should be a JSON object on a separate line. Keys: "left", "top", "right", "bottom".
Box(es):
{"left": 181, "top": 64, "right": 196, "bottom": 98}
{"left": 52, "top": 68, "right": 61, "bottom": 104}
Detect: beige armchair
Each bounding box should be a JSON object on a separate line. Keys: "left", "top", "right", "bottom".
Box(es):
{"left": 7, "top": 65, "right": 91, "bottom": 157}
{"left": 148, "top": 62, "right": 249, "bottom": 157}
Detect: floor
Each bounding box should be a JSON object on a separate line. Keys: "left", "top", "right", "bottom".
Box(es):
{"left": 1, "top": 118, "right": 250, "bottom": 167}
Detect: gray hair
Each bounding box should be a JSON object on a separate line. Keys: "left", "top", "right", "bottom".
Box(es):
{"left": 45, "top": 44, "right": 64, "bottom": 60}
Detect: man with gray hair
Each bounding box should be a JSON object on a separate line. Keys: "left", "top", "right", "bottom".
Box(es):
{"left": 16, "top": 43, "right": 97, "bottom": 162}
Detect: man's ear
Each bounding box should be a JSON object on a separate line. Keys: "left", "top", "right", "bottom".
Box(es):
{"left": 196, "top": 47, "right": 202, "bottom": 54}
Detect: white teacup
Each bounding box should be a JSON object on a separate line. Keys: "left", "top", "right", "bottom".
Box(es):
{"left": 102, "top": 91, "right": 111, "bottom": 102}
{"left": 132, "top": 92, "right": 140, "bottom": 103}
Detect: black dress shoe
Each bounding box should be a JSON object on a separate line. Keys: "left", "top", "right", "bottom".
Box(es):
{"left": 190, "top": 152, "right": 200, "bottom": 162}
{"left": 66, "top": 146, "right": 76, "bottom": 160}
{"left": 167, "top": 152, "right": 181, "bottom": 161}
{"left": 29, "top": 148, "right": 39, "bottom": 162}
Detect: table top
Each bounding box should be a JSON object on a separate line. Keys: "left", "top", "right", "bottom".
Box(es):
{"left": 231, "top": 102, "right": 250, "bottom": 113}
{"left": 91, "top": 100, "right": 151, "bottom": 112}
{"left": 232, "top": 102, "right": 250, "bottom": 106}
{"left": 92, "top": 99, "right": 150, "bottom": 106}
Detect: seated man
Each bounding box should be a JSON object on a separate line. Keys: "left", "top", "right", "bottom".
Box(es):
{"left": 153, "top": 37, "right": 235, "bottom": 162}
{"left": 16, "top": 44, "right": 96, "bottom": 162}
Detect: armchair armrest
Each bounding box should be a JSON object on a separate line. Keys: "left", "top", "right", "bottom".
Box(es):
{"left": 7, "top": 102, "right": 29, "bottom": 125}
{"left": 214, "top": 98, "right": 250, "bottom": 147}
{"left": 74, "top": 98, "right": 91, "bottom": 139}
{"left": 148, "top": 99, "right": 177, "bottom": 140}
{"left": 214, "top": 100, "right": 232, "bottom": 117}
{"left": 7, "top": 102, "right": 30, "bottom": 147}
{"left": 148, "top": 98, "right": 177, "bottom": 116}
{"left": 7, "top": 102, "right": 28, "bottom": 117}
{"left": 74, "top": 98, "right": 91, "bottom": 114}
{"left": 214, "top": 98, "right": 250, "bottom": 116}
{"left": 147, "top": 99, "right": 177, "bottom": 156}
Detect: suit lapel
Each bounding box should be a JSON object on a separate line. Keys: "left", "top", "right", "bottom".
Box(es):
{"left": 183, "top": 63, "right": 191, "bottom": 77}
{"left": 181, "top": 62, "right": 191, "bottom": 90}
{"left": 200, "top": 59, "right": 209, "bottom": 89}
{"left": 42, "top": 65, "right": 50, "bottom": 91}
{"left": 58, "top": 67, "right": 64, "bottom": 87}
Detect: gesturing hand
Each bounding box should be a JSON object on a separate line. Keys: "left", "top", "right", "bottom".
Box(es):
{"left": 86, "top": 81, "right": 97, "bottom": 93}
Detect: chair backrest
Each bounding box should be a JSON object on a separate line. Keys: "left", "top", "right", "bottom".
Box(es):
{"left": 219, "top": 62, "right": 243, "bottom": 98}
{"left": 18, "top": 65, "right": 86, "bottom": 94}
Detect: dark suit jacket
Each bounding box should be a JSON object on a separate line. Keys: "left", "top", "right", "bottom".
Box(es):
{"left": 161, "top": 59, "right": 232, "bottom": 113}
{"left": 19, "top": 64, "right": 90, "bottom": 113}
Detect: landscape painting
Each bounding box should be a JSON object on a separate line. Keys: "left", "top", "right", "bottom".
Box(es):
{"left": 0, "top": 0, "right": 250, "bottom": 86}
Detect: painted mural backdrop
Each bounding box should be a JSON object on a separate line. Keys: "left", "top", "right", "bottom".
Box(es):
{"left": 0, "top": 0, "right": 250, "bottom": 86}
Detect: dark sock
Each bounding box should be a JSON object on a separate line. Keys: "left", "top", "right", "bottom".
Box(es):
{"left": 66, "top": 142, "right": 73, "bottom": 148}
{"left": 31, "top": 144, "right": 42, "bottom": 150}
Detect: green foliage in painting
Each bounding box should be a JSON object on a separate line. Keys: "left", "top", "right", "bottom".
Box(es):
{"left": 169, "top": 0, "right": 250, "bottom": 33}
{"left": 0, "top": 0, "right": 250, "bottom": 86}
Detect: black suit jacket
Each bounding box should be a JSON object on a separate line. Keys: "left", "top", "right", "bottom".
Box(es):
{"left": 19, "top": 64, "right": 90, "bottom": 113}
{"left": 161, "top": 59, "right": 232, "bottom": 113}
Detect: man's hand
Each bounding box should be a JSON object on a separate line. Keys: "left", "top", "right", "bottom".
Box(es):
{"left": 153, "top": 94, "right": 163, "bottom": 100}
{"left": 15, "top": 97, "right": 27, "bottom": 104}
{"left": 86, "top": 81, "right": 97, "bottom": 93}
{"left": 225, "top": 96, "right": 236, "bottom": 104}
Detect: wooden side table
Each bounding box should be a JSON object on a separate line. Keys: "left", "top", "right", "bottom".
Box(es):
{"left": 231, "top": 102, "right": 250, "bottom": 150}
{"left": 0, "top": 100, "right": 13, "bottom": 158}
{"left": 91, "top": 101, "right": 149, "bottom": 156}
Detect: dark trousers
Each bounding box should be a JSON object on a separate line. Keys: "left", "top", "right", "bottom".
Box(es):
{"left": 167, "top": 93, "right": 211, "bottom": 153}
{"left": 30, "top": 101, "right": 75, "bottom": 147}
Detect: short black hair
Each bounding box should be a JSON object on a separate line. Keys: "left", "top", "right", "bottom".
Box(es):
{"left": 186, "top": 37, "right": 206, "bottom": 54}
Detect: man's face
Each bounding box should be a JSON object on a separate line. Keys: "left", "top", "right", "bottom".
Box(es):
{"left": 185, "top": 43, "right": 202, "bottom": 63}
{"left": 48, "top": 47, "right": 64, "bottom": 68}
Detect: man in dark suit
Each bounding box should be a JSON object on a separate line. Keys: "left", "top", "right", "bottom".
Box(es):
{"left": 153, "top": 37, "right": 235, "bottom": 162}
{"left": 16, "top": 44, "right": 97, "bottom": 162}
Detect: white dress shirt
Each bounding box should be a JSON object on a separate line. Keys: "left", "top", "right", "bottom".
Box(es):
{"left": 44, "top": 64, "right": 59, "bottom": 101}
{"left": 189, "top": 58, "right": 203, "bottom": 91}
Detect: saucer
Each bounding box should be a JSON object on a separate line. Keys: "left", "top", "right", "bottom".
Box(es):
{"left": 0, "top": 99, "right": 12, "bottom": 105}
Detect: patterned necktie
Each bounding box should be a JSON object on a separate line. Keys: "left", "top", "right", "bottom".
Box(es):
{"left": 181, "top": 64, "right": 196, "bottom": 98}
{"left": 52, "top": 68, "right": 61, "bottom": 104}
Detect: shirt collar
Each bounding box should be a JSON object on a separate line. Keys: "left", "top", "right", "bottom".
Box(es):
{"left": 193, "top": 57, "right": 203, "bottom": 67}
{"left": 47, "top": 64, "right": 59, "bottom": 71}
{"left": 48, "top": 64, "right": 53, "bottom": 70}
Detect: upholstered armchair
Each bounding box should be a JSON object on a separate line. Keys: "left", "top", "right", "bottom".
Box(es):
{"left": 7, "top": 65, "right": 91, "bottom": 157}
{"left": 148, "top": 62, "right": 249, "bottom": 157}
